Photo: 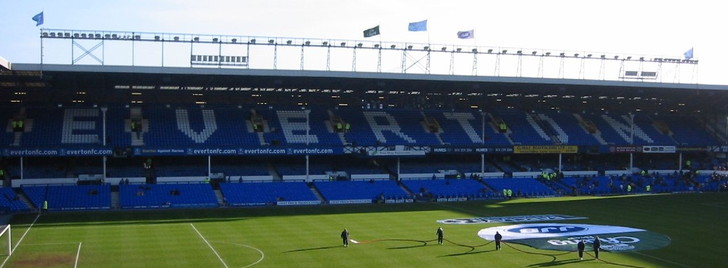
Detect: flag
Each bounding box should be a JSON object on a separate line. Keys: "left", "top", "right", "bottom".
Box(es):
{"left": 408, "top": 20, "right": 427, "bottom": 31}
{"left": 457, "top": 30, "right": 474, "bottom": 39}
{"left": 363, "top": 25, "right": 380, "bottom": 38}
{"left": 683, "top": 48, "right": 693, "bottom": 59}
{"left": 32, "top": 11, "right": 44, "bottom": 26}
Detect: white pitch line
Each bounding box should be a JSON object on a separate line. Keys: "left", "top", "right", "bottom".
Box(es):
{"left": 74, "top": 242, "right": 82, "bottom": 268}
{"left": 190, "top": 224, "right": 228, "bottom": 268}
{"left": 0, "top": 213, "right": 41, "bottom": 268}
{"left": 629, "top": 251, "right": 693, "bottom": 268}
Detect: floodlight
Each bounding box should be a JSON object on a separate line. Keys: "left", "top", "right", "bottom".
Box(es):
{"left": 559, "top": 52, "right": 565, "bottom": 57}
{"left": 304, "top": 41, "right": 310, "bottom": 45}
{"left": 472, "top": 48, "right": 478, "bottom": 53}
{"left": 322, "top": 41, "right": 328, "bottom": 46}
{"left": 390, "top": 44, "right": 396, "bottom": 49}
{"left": 502, "top": 50, "right": 508, "bottom": 54}
{"left": 423, "top": 46, "right": 429, "bottom": 50}
{"left": 340, "top": 42, "right": 346, "bottom": 46}
{"left": 232, "top": 38, "right": 237, "bottom": 43}
{"left": 174, "top": 36, "right": 180, "bottom": 41}
{"left": 441, "top": 47, "right": 447, "bottom": 51}
{"left": 286, "top": 40, "right": 292, "bottom": 45}
{"left": 407, "top": 45, "right": 413, "bottom": 49}
{"left": 517, "top": 50, "right": 522, "bottom": 54}
{"left": 374, "top": 44, "right": 380, "bottom": 48}
{"left": 268, "top": 39, "right": 275, "bottom": 44}
{"left": 574, "top": 53, "right": 579, "bottom": 57}
{"left": 456, "top": 48, "right": 462, "bottom": 52}
{"left": 357, "top": 43, "right": 363, "bottom": 47}
{"left": 545, "top": 52, "right": 551, "bottom": 56}
{"left": 532, "top": 51, "right": 537, "bottom": 55}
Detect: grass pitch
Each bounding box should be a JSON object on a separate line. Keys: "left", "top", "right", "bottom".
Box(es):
{"left": 2, "top": 193, "right": 726, "bottom": 267}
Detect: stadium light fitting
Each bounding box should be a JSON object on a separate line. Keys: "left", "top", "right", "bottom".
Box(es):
{"left": 390, "top": 44, "right": 396, "bottom": 49}
{"left": 268, "top": 39, "right": 275, "bottom": 44}
{"left": 374, "top": 44, "right": 380, "bottom": 48}
{"left": 600, "top": 55, "right": 606, "bottom": 59}
{"left": 545, "top": 52, "right": 551, "bottom": 56}
{"left": 232, "top": 38, "right": 237, "bottom": 43}
{"left": 532, "top": 51, "right": 537, "bottom": 55}
{"left": 559, "top": 52, "right": 565, "bottom": 57}
{"left": 626, "top": 56, "right": 632, "bottom": 60}
{"left": 341, "top": 42, "right": 346, "bottom": 46}
{"left": 322, "top": 41, "right": 328, "bottom": 46}
{"left": 213, "top": 38, "right": 219, "bottom": 42}
{"left": 574, "top": 53, "right": 579, "bottom": 57}
{"left": 441, "top": 47, "right": 447, "bottom": 51}
{"left": 456, "top": 48, "right": 462, "bottom": 52}
{"left": 472, "top": 48, "right": 478, "bottom": 53}
{"left": 423, "top": 46, "right": 429, "bottom": 50}
{"left": 286, "top": 40, "right": 292, "bottom": 45}
{"left": 250, "top": 38, "right": 255, "bottom": 44}
{"left": 587, "top": 54, "right": 592, "bottom": 57}
{"left": 193, "top": 37, "right": 199, "bottom": 42}
{"left": 304, "top": 41, "right": 310, "bottom": 45}
{"left": 407, "top": 45, "right": 413, "bottom": 49}
{"left": 517, "top": 50, "right": 522, "bottom": 54}
{"left": 502, "top": 50, "right": 508, "bottom": 54}
{"left": 487, "top": 49, "right": 493, "bottom": 53}
{"left": 614, "top": 56, "right": 619, "bottom": 59}
{"left": 357, "top": 43, "right": 363, "bottom": 47}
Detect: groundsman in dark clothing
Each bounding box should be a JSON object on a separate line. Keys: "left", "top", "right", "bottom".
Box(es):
{"left": 495, "top": 231, "right": 503, "bottom": 250}
{"left": 436, "top": 227, "right": 444, "bottom": 245}
{"left": 341, "top": 229, "right": 349, "bottom": 247}
{"left": 577, "top": 240, "right": 585, "bottom": 260}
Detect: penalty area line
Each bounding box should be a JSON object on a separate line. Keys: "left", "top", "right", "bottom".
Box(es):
{"left": 74, "top": 242, "right": 82, "bottom": 268}
{"left": 0, "top": 213, "right": 41, "bottom": 268}
{"left": 628, "top": 251, "right": 692, "bottom": 268}
{"left": 190, "top": 223, "right": 229, "bottom": 268}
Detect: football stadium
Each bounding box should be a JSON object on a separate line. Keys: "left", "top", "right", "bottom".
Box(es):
{"left": 1, "top": 6, "right": 728, "bottom": 268}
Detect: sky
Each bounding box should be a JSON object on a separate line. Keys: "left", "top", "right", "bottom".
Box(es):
{"left": 1, "top": 0, "right": 725, "bottom": 84}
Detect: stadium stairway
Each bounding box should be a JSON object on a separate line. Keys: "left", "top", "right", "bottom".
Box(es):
{"left": 213, "top": 189, "right": 226, "bottom": 206}
{"left": 307, "top": 182, "right": 327, "bottom": 203}
{"left": 111, "top": 187, "right": 120, "bottom": 209}
{"left": 13, "top": 188, "right": 35, "bottom": 211}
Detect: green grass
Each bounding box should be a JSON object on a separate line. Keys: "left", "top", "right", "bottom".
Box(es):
{"left": 2, "top": 193, "right": 727, "bottom": 267}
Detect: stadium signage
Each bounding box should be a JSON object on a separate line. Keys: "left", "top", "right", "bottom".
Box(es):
{"left": 513, "top": 146, "right": 578, "bottom": 154}
{"left": 642, "top": 146, "right": 676, "bottom": 153}
{"left": 608, "top": 146, "right": 641, "bottom": 153}
{"left": 131, "top": 147, "right": 341, "bottom": 156}
{"left": 3, "top": 148, "right": 113, "bottom": 157}
{"left": 436, "top": 214, "right": 586, "bottom": 224}
{"left": 478, "top": 223, "right": 671, "bottom": 252}
{"left": 430, "top": 146, "right": 513, "bottom": 154}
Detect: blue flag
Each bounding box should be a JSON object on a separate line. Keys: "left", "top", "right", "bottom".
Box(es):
{"left": 457, "top": 30, "right": 474, "bottom": 39}
{"left": 408, "top": 20, "right": 427, "bottom": 31}
{"left": 683, "top": 48, "right": 693, "bottom": 59}
{"left": 32, "top": 11, "right": 44, "bottom": 26}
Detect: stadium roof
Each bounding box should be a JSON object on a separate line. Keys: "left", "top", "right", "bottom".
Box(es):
{"left": 2, "top": 63, "right": 728, "bottom": 113}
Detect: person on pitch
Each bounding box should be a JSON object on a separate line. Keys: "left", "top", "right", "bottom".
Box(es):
{"left": 495, "top": 231, "right": 503, "bottom": 250}
{"left": 593, "top": 236, "right": 601, "bottom": 259}
{"left": 436, "top": 227, "right": 444, "bottom": 245}
{"left": 577, "top": 240, "right": 586, "bottom": 260}
{"left": 341, "top": 228, "right": 350, "bottom": 247}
